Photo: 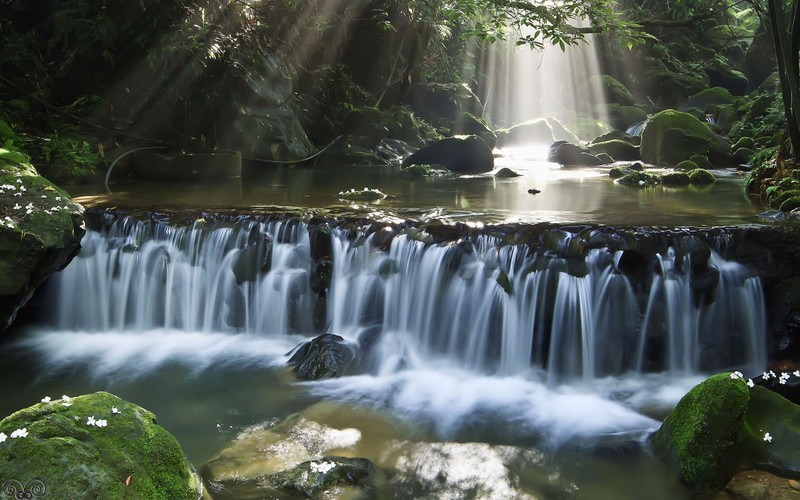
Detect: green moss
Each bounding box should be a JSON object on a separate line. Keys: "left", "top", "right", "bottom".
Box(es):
{"left": 780, "top": 196, "right": 800, "bottom": 212}
{"left": 688, "top": 168, "right": 716, "bottom": 185}
{"left": 662, "top": 171, "right": 691, "bottom": 186}
{"left": 587, "top": 140, "right": 639, "bottom": 161}
{"left": 650, "top": 373, "right": 750, "bottom": 493}
{"left": 616, "top": 171, "right": 661, "bottom": 187}
{"left": 675, "top": 160, "right": 698, "bottom": 171}
{"left": 337, "top": 188, "right": 387, "bottom": 201}
{"left": 585, "top": 75, "right": 634, "bottom": 106}
{"left": 640, "top": 110, "right": 731, "bottom": 166}
{"left": 684, "top": 87, "right": 735, "bottom": 111}
{"left": 688, "top": 155, "right": 712, "bottom": 170}
{"left": 0, "top": 392, "right": 200, "bottom": 500}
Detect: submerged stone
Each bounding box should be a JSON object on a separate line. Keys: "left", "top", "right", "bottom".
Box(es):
{"left": 0, "top": 392, "right": 201, "bottom": 499}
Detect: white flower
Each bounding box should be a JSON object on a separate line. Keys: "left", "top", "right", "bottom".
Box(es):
{"left": 309, "top": 461, "right": 336, "bottom": 474}
{"left": 16, "top": 178, "right": 22, "bottom": 184}
{"left": 55, "top": 197, "right": 61, "bottom": 201}
{"left": 40, "top": 195, "right": 46, "bottom": 199}
{"left": 86, "top": 416, "right": 96, "bottom": 426}
{"left": 41, "top": 396, "right": 51, "bottom": 403}
{"left": 747, "top": 379, "right": 754, "bottom": 388}
{"left": 794, "top": 370, "right": 800, "bottom": 377}
{"left": 13, "top": 192, "right": 21, "bottom": 196}
{"left": 10, "top": 428, "right": 28, "bottom": 438}
{"left": 19, "top": 186, "right": 25, "bottom": 192}
{"left": 13, "top": 204, "right": 20, "bottom": 210}
{"left": 763, "top": 371, "right": 771, "bottom": 380}
{"left": 62, "top": 395, "right": 71, "bottom": 402}
{"left": 730, "top": 372, "right": 743, "bottom": 380}
{"left": 96, "top": 419, "right": 107, "bottom": 428}
{"left": 0, "top": 433, "right": 6, "bottom": 443}
{"left": 111, "top": 407, "right": 120, "bottom": 415}
{"left": 764, "top": 432, "right": 772, "bottom": 443}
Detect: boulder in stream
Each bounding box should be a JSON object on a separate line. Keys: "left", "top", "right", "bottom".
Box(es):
{"left": 0, "top": 161, "right": 84, "bottom": 332}
{"left": 640, "top": 109, "right": 732, "bottom": 166}
{"left": 288, "top": 333, "right": 357, "bottom": 380}
{"left": 0, "top": 392, "right": 202, "bottom": 499}
{"left": 402, "top": 135, "right": 494, "bottom": 174}
{"left": 651, "top": 372, "right": 800, "bottom": 495}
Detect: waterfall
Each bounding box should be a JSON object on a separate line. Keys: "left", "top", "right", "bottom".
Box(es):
{"left": 44, "top": 214, "right": 768, "bottom": 380}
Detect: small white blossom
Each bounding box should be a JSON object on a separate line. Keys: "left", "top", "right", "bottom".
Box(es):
{"left": 13, "top": 192, "right": 21, "bottom": 197}
{"left": 309, "top": 461, "right": 337, "bottom": 474}
{"left": 96, "top": 419, "right": 107, "bottom": 428}
{"left": 16, "top": 179, "right": 22, "bottom": 184}
{"left": 794, "top": 370, "right": 800, "bottom": 377}
{"left": 730, "top": 371, "right": 744, "bottom": 380}
{"left": 779, "top": 372, "right": 791, "bottom": 385}
{"left": 764, "top": 432, "right": 772, "bottom": 443}
{"left": 19, "top": 186, "right": 25, "bottom": 192}
{"left": 62, "top": 395, "right": 71, "bottom": 401}
{"left": 13, "top": 204, "right": 20, "bottom": 210}
{"left": 55, "top": 197, "right": 61, "bottom": 201}
{"left": 747, "top": 379, "right": 755, "bottom": 388}
{"left": 10, "top": 428, "right": 28, "bottom": 438}
{"left": 62, "top": 402, "right": 72, "bottom": 407}
{"left": 41, "top": 396, "right": 51, "bottom": 403}
{"left": 0, "top": 433, "right": 6, "bottom": 443}
{"left": 86, "top": 416, "right": 96, "bottom": 426}
{"left": 763, "top": 371, "right": 772, "bottom": 380}
{"left": 111, "top": 407, "right": 120, "bottom": 415}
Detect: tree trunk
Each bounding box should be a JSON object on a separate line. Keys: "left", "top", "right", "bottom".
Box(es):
{"left": 768, "top": 0, "right": 800, "bottom": 157}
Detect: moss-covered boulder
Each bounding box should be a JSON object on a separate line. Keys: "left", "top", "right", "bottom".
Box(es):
{"left": 0, "top": 392, "right": 201, "bottom": 499}
{"left": 498, "top": 118, "right": 556, "bottom": 146}
{"left": 662, "top": 171, "right": 691, "bottom": 186}
{"left": 688, "top": 168, "right": 716, "bottom": 185}
{"left": 402, "top": 135, "right": 493, "bottom": 173}
{"left": 0, "top": 160, "right": 84, "bottom": 332}
{"left": 705, "top": 57, "right": 749, "bottom": 96}
{"left": 451, "top": 113, "right": 497, "bottom": 149}
{"left": 605, "top": 104, "right": 648, "bottom": 131}
{"left": 587, "top": 140, "right": 640, "bottom": 161}
{"left": 547, "top": 142, "right": 604, "bottom": 166}
{"left": 740, "top": 385, "right": 800, "bottom": 476}
{"left": 689, "top": 155, "right": 713, "bottom": 170}
{"left": 684, "top": 87, "right": 736, "bottom": 111}
{"left": 650, "top": 373, "right": 750, "bottom": 493}
{"left": 675, "top": 160, "right": 698, "bottom": 171}
{"left": 585, "top": 75, "right": 635, "bottom": 106}
{"left": 645, "top": 70, "right": 708, "bottom": 108}
{"left": 640, "top": 110, "right": 732, "bottom": 166}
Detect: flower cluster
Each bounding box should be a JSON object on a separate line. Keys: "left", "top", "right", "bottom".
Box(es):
{"left": 86, "top": 416, "right": 108, "bottom": 428}
{"left": 732, "top": 368, "right": 800, "bottom": 445}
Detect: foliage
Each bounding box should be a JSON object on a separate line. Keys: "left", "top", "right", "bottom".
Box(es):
{"left": 38, "top": 132, "right": 102, "bottom": 180}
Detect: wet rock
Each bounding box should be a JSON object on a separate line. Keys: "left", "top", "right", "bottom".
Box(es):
{"left": 0, "top": 392, "right": 201, "bottom": 499}
{"left": 605, "top": 104, "right": 648, "bottom": 131}
{"left": 684, "top": 87, "right": 737, "bottom": 111}
{"left": 616, "top": 171, "right": 661, "bottom": 187}
{"left": 548, "top": 142, "right": 604, "bottom": 166}
{"left": 650, "top": 373, "right": 750, "bottom": 494}
{"left": 402, "top": 135, "right": 494, "bottom": 174}
{"left": 662, "top": 171, "right": 691, "bottom": 186}
{"left": 675, "top": 160, "right": 698, "bottom": 171}
{"left": 231, "top": 235, "right": 272, "bottom": 284}
{"left": 640, "top": 110, "right": 732, "bottom": 166}
{"left": 499, "top": 118, "right": 557, "bottom": 146}
{"left": 288, "top": 334, "right": 357, "bottom": 380}
{"left": 0, "top": 163, "right": 85, "bottom": 332}
{"left": 584, "top": 75, "right": 635, "bottom": 106}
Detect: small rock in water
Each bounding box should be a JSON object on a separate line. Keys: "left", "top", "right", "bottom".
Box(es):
{"left": 756, "top": 210, "right": 786, "bottom": 221}
{"left": 789, "top": 479, "right": 800, "bottom": 490}
{"left": 527, "top": 188, "right": 541, "bottom": 195}
{"left": 494, "top": 167, "right": 521, "bottom": 178}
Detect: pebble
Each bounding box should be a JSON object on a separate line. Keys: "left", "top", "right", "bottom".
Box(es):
{"left": 788, "top": 479, "right": 800, "bottom": 491}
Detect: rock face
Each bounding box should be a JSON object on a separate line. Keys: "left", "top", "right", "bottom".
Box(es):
{"left": 0, "top": 162, "right": 84, "bottom": 332}
{"left": 640, "top": 110, "right": 732, "bottom": 166}
{"left": 650, "top": 373, "right": 800, "bottom": 495}
{"left": 402, "top": 135, "right": 494, "bottom": 174}
{"left": 0, "top": 392, "right": 201, "bottom": 500}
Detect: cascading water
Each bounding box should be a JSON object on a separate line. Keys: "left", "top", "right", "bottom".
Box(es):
{"left": 44, "top": 214, "right": 766, "bottom": 385}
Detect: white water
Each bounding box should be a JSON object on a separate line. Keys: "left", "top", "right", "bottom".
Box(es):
{"left": 23, "top": 215, "right": 768, "bottom": 447}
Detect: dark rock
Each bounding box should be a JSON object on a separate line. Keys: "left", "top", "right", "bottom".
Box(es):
{"left": 402, "top": 135, "right": 494, "bottom": 174}
{"left": 662, "top": 171, "right": 691, "bottom": 186}
{"left": 584, "top": 75, "right": 635, "bottom": 106}
{"left": 616, "top": 171, "right": 661, "bottom": 187}
{"left": 705, "top": 57, "right": 749, "bottom": 96}
{"left": 675, "top": 160, "right": 698, "bottom": 172}
{"left": 717, "top": 470, "right": 800, "bottom": 500}
{"left": 683, "top": 87, "right": 736, "bottom": 111}
{"left": 605, "top": 104, "right": 648, "bottom": 131}
{"left": 688, "top": 168, "right": 717, "bottom": 185}
{"left": 494, "top": 167, "right": 521, "bottom": 178}
{"left": 587, "top": 140, "right": 640, "bottom": 161}
{"left": 527, "top": 188, "right": 541, "bottom": 195}
{"left": 288, "top": 333, "right": 357, "bottom": 380}
{"left": 231, "top": 235, "right": 272, "bottom": 284}
{"left": 269, "top": 457, "right": 374, "bottom": 498}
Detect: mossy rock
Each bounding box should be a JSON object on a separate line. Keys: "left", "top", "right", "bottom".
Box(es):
{"left": 662, "top": 171, "right": 691, "bottom": 186}
{"left": 683, "top": 87, "right": 735, "bottom": 112}
{"left": 585, "top": 75, "right": 635, "bottom": 106}
{"left": 650, "top": 373, "right": 750, "bottom": 494}
{"left": 288, "top": 334, "right": 357, "bottom": 380}
{"left": 605, "top": 104, "right": 648, "bottom": 130}
{"left": 0, "top": 163, "right": 85, "bottom": 332}
{"left": 452, "top": 113, "right": 497, "bottom": 149}
{"left": 688, "top": 168, "right": 716, "bottom": 185}
{"left": 0, "top": 392, "right": 201, "bottom": 499}
{"left": 608, "top": 166, "right": 629, "bottom": 179}
{"left": 616, "top": 170, "right": 661, "bottom": 187}
{"left": 645, "top": 70, "right": 708, "bottom": 108}
{"left": 587, "top": 140, "right": 640, "bottom": 161}
{"left": 494, "top": 167, "right": 521, "bottom": 178}
{"left": 398, "top": 164, "right": 449, "bottom": 178}
{"left": 595, "top": 153, "right": 614, "bottom": 164}
{"left": 689, "top": 155, "right": 713, "bottom": 170}
{"left": 739, "top": 385, "right": 800, "bottom": 476}
{"left": 734, "top": 147, "right": 756, "bottom": 163}
{"left": 705, "top": 57, "right": 749, "bottom": 96}
{"left": 640, "top": 110, "right": 732, "bottom": 166}
{"left": 402, "top": 135, "right": 494, "bottom": 173}
{"left": 716, "top": 104, "right": 740, "bottom": 134}
{"left": 780, "top": 197, "right": 800, "bottom": 212}
{"left": 733, "top": 137, "right": 755, "bottom": 150}
{"left": 675, "top": 160, "right": 698, "bottom": 171}
{"left": 337, "top": 188, "right": 387, "bottom": 202}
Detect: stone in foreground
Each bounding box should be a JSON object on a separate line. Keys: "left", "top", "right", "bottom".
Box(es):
{"left": 0, "top": 392, "right": 201, "bottom": 500}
